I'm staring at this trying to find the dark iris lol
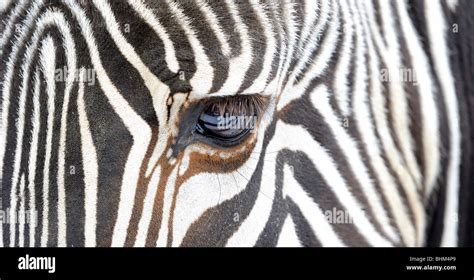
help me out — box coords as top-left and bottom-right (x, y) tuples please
(195, 104), (255, 143)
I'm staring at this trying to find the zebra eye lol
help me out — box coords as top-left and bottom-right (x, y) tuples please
(195, 106), (253, 142)
(194, 95), (266, 147)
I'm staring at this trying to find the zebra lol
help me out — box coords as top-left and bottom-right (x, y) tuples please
(0, 0), (473, 247)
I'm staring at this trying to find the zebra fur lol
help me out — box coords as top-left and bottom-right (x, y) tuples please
(0, 0), (472, 247)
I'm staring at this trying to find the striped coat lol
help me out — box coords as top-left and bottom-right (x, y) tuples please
(0, 0), (473, 247)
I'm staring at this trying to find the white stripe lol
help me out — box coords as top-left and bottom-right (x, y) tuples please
(73, 0), (153, 246)
(28, 71), (41, 247)
(425, 0), (462, 246)
(156, 167), (178, 247)
(283, 165), (345, 247)
(0, 0), (12, 11)
(0, 0), (29, 50)
(225, 114), (282, 247)
(274, 0), (302, 108)
(195, 0), (232, 57)
(8, 9), (61, 249)
(90, 0), (175, 206)
(77, 68), (99, 247)
(293, 1), (340, 97)
(172, 157), (258, 247)
(55, 12), (78, 248)
(15, 9), (76, 248)
(134, 166), (161, 247)
(333, 0), (354, 116)
(363, 0), (426, 245)
(242, 0), (277, 94)
(165, 0), (214, 95)
(350, 0), (403, 242)
(40, 35), (57, 247)
(290, 0), (331, 83)
(298, 0), (320, 51)
(8, 25), (45, 248)
(396, 0), (440, 199)
(378, 0), (423, 189)
(215, 0), (253, 95)
(286, 122), (391, 246)
(0, 1), (44, 207)
(1, 5), (61, 248)
(18, 174), (25, 247)
(446, 0), (459, 11)
(9, 175), (18, 246)
(127, 0), (180, 73)
(276, 215), (302, 247)
(311, 85), (398, 242)
(279, 0), (337, 111)
(361, 0), (389, 58)
(228, 120), (391, 247)
(355, 3), (417, 246)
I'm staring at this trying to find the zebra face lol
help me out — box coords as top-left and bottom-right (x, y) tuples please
(95, 1), (287, 246)
(2, 0), (296, 247)
(1, 0), (468, 247)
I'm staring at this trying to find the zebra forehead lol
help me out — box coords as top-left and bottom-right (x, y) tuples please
(76, 0), (282, 96)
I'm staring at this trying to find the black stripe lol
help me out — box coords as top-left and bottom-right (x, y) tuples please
(64, 82), (85, 247)
(234, 0), (267, 93)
